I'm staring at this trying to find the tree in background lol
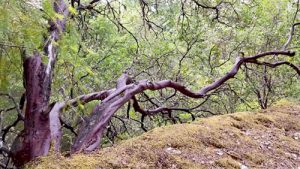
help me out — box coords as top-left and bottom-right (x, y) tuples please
(0, 0), (300, 167)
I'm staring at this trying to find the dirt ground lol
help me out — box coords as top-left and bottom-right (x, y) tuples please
(29, 101), (300, 169)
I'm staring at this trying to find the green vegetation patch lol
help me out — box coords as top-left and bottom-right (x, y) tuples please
(28, 102), (300, 168)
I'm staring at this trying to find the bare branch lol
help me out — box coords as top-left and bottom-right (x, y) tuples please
(2, 117), (22, 142)
(282, 22), (300, 50)
(60, 118), (77, 136)
(247, 61), (300, 76)
(73, 50), (296, 153)
(0, 93), (24, 120)
(67, 90), (113, 107)
(282, 0), (300, 50)
(0, 107), (16, 113)
(191, 0), (226, 24)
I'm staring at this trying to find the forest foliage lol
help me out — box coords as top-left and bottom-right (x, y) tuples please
(0, 0), (300, 167)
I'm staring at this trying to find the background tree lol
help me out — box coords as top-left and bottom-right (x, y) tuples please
(0, 0), (300, 167)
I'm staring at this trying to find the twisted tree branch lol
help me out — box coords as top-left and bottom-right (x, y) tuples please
(71, 50), (297, 153)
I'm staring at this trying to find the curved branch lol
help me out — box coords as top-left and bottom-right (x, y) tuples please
(282, 0), (300, 50)
(68, 50), (295, 115)
(67, 90), (113, 108)
(0, 93), (24, 120)
(191, 0), (225, 24)
(132, 95), (209, 120)
(247, 61), (300, 76)
(60, 118), (77, 136)
(282, 22), (300, 50)
(2, 117), (22, 142)
(72, 50), (296, 153)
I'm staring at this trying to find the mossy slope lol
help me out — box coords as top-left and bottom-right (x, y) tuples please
(28, 102), (300, 168)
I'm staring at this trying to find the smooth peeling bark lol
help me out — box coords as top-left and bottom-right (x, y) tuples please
(11, 54), (52, 167)
(11, 0), (68, 167)
(71, 50), (297, 153)
(71, 96), (122, 153)
(71, 74), (132, 153)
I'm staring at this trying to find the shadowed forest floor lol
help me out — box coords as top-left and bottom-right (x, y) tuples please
(28, 101), (300, 169)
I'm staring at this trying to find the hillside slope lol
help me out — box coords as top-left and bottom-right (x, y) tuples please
(29, 101), (300, 169)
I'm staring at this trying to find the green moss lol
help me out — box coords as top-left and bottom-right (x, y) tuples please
(27, 101), (300, 169)
(244, 152), (265, 165)
(215, 157), (241, 169)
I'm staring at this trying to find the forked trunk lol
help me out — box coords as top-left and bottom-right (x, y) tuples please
(10, 0), (68, 167)
(11, 54), (52, 167)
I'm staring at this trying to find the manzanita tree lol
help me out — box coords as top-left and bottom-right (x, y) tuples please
(9, 0), (69, 166)
(0, 0), (300, 167)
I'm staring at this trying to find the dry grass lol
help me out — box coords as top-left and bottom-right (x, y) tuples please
(27, 101), (300, 169)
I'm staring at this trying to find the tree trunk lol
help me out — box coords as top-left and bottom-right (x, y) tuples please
(10, 0), (68, 167)
(71, 74), (132, 153)
(6, 0), (298, 166)
(11, 54), (52, 167)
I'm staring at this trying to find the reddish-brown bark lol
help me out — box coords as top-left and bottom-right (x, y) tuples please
(11, 54), (52, 167)
(70, 51), (297, 153)
(10, 0), (68, 167)
(7, 0), (300, 167)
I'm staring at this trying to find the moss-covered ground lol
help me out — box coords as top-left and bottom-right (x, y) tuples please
(28, 101), (300, 168)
